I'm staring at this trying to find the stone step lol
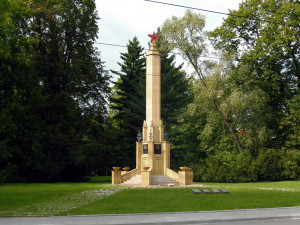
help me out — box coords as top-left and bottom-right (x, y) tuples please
(151, 175), (179, 186)
(121, 175), (141, 185)
(151, 177), (176, 181)
(121, 174), (179, 186)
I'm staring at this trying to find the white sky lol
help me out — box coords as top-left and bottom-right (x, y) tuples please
(95, 0), (243, 80)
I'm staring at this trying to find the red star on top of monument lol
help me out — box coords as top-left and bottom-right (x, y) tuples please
(148, 32), (159, 42)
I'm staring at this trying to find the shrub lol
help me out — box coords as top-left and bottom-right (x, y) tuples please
(256, 148), (283, 181)
(193, 148), (299, 183)
(281, 149), (300, 180)
(194, 151), (252, 183)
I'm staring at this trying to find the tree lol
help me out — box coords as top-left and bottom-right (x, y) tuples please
(280, 92), (300, 150)
(0, 0), (45, 182)
(157, 29), (193, 130)
(0, 0), (110, 182)
(32, 0), (110, 181)
(210, 0), (300, 148)
(156, 29), (194, 168)
(160, 3), (299, 181)
(191, 55), (270, 155)
(109, 37), (146, 168)
(161, 10), (245, 153)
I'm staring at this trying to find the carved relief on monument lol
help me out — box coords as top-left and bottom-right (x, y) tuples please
(143, 144), (148, 154)
(154, 144), (161, 154)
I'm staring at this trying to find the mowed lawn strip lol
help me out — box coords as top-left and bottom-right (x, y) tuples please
(0, 177), (115, 216)
(0, 179), (299, 216)
(62, 182), (300, 215)
(0, 176), (112, 210)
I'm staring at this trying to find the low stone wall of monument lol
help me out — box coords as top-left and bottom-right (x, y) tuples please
(121, 168), (137, 183)
(112, 167), (137, 185)
(166, 168), (179, 182)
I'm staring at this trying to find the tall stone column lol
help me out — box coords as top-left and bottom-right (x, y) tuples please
(146, 38), (161, 142)
(137, 32), (170, 177)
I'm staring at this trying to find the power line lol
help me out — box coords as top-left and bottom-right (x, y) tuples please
(95, 42), (221, 60)
(144, 0), (232, 17)
(95, 42), (126, 48)
(170, 52), (221, 60)
(95, 2), (295, 59)
(144, 0), (289, 26)
(112, 71), (231, 83)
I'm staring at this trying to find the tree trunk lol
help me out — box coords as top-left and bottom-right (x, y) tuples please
(291, 46), (300, 90)
(212, 99), (243, 153)
(193, 65), (244, 153)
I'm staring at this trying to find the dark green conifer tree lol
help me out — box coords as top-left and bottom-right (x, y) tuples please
(157, 30), (193, 169)
(110, 37), (146, 168)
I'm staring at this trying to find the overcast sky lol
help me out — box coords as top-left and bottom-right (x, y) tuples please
(94, 0), (243, 80)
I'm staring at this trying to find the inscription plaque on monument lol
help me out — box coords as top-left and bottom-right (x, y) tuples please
(143, 144), (148, 154)
(154, 144), (161, 154)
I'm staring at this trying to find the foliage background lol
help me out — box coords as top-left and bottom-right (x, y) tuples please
(0, 0), (299, 183)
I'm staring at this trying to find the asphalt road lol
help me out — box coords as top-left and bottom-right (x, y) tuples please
(0, 207), (299, 225)
(185, 218), (300, 225)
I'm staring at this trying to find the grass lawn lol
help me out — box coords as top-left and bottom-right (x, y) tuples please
(0, 178), (299, 217)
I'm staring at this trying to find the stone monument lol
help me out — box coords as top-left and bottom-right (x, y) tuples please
(112, 32), (193, 186)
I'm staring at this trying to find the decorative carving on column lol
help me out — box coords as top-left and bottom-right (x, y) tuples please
(143, 120), (147, 141)
(164, 130), (169, 141)
(137, 130), (142, 142)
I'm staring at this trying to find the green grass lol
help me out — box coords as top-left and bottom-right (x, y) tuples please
(0, 178), (115, 216)
(88, 176), (112, 183)
(0, 178), (299, 217)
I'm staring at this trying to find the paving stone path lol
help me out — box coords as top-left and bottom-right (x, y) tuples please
(0, 189), (121, 217)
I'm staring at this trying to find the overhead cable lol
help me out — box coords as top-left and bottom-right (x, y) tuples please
(95, 42), (127, 48)
(145, 0), (232, 17)
(144, 0), (291, 26)
(95, 42), (221, 60)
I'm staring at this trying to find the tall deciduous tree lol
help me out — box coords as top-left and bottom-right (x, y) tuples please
(33, 0), (110, 181)
(156, 29), (193, 168)
(0, 0), (45, 182)
(280, 92), (300, 150)
(157, 29), (193, 130)
(210, 0), (300, 148)
(190, 53), (270, 155)
(0, 0), (110, 182)
(161, 10), (244, 153)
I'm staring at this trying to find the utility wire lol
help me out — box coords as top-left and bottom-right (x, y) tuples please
(112, 72), (229, 83)
(145, 0), (232, 17)
(95, 42), (221, 60)
(95, 42), (126, 48)
(95, 1), (295, 58)
(144, 0), (291, 26)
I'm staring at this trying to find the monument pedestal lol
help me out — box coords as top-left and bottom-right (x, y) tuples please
(179, 170), (193, 186)
(141, 170), (151, 186)
(136, 120), (170, 176)
(112, 170), (121, 185)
